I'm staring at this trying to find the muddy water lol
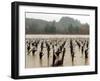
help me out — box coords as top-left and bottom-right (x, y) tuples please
(25, 35), (89, 68)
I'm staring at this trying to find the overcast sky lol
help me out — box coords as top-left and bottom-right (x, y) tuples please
(26, 12), (90, 24)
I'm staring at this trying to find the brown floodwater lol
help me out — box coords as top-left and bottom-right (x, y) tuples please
(25, 35), (89, 68)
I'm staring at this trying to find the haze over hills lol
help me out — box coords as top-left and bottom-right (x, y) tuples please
(25, 16), (89, 35)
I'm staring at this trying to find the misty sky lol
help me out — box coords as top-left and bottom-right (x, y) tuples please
(26, 12), (90, 24)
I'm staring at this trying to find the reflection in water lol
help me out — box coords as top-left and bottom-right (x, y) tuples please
(85, 58), (88, 65)
(72, 57), (74, 66)
(25, 37), (89, 68)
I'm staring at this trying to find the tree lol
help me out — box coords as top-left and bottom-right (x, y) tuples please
(50, 20), (56, 34)
(44, 23), (50, 34)
(79, 23), (89, 35)
(44, 21), (56, 34)
(68, 24), (74, 34)
(74, 26), (79, 34)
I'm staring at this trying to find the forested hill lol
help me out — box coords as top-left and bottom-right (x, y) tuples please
(25, 17), (89, 35)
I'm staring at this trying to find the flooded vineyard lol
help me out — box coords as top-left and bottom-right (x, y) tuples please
(25, 35), (89, 68)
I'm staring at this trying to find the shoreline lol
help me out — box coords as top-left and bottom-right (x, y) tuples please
(26, 34), (89, 38)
